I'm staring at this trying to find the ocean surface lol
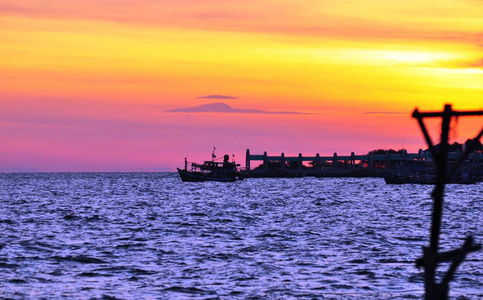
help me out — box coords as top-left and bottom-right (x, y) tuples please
(0, 173), (481, 299)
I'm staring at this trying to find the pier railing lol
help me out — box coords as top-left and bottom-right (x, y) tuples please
(243, 148), (483, 177)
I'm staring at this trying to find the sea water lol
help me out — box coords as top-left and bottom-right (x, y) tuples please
(0, 173), (481, 299)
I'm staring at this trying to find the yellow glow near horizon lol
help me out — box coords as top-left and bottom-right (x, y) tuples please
(1, 1), (482, 171)
(363, 50), (456, 64)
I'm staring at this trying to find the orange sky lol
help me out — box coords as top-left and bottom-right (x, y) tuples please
(1, 0), (482, 171)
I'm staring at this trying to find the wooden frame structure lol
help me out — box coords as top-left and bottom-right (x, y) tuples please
(413, 104), (482, 300)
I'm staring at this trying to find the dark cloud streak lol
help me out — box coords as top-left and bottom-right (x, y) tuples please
(197, 95), (239, 100)
(165, 102), (311, 115)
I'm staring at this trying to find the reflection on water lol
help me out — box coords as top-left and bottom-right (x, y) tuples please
(0, 173), (481, 299)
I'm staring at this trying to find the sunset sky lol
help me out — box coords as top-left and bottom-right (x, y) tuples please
(1, 0), (482, 171)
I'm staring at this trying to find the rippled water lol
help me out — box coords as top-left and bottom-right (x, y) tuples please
(0, 173), (481, 299)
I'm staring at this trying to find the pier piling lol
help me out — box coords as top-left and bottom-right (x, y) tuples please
(243, 148), (483, 178)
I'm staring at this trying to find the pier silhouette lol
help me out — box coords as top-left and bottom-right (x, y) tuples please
(243, 148), (483, 179)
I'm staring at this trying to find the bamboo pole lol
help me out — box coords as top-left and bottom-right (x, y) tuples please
(413, 104), (482, 300)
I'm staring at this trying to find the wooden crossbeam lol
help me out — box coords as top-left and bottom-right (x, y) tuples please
(413, 104), (482, 300)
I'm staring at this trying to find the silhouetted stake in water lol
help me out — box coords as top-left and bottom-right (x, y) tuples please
(413, 104), (482, 300)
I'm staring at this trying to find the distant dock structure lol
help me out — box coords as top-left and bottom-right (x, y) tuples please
(243, 149), (483, 178)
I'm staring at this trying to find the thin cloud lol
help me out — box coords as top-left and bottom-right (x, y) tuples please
(165, 102), (311, 115)
(197, 95), (239, 100)
(0, 3), (35, 13)
(361, 111), (407, 115)
(441, 58), (483, 69)
(2, 1), (482, 49)
(464, 58), (483, 68)
(416, 57), (483, 69)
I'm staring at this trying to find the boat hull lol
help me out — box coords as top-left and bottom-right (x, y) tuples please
(177, 168), (240, 182)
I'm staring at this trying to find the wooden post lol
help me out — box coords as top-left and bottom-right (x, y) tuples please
(245, 149), (251, 171)
(350, 152), (355, 169)
(333, 152), (338, 169)
(281, 153), (285, 169)
(385, 150), (391, 171)
(413, 105), (482, 300)
(298, 153), (303, 171)
(263, 151), (268, 171)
